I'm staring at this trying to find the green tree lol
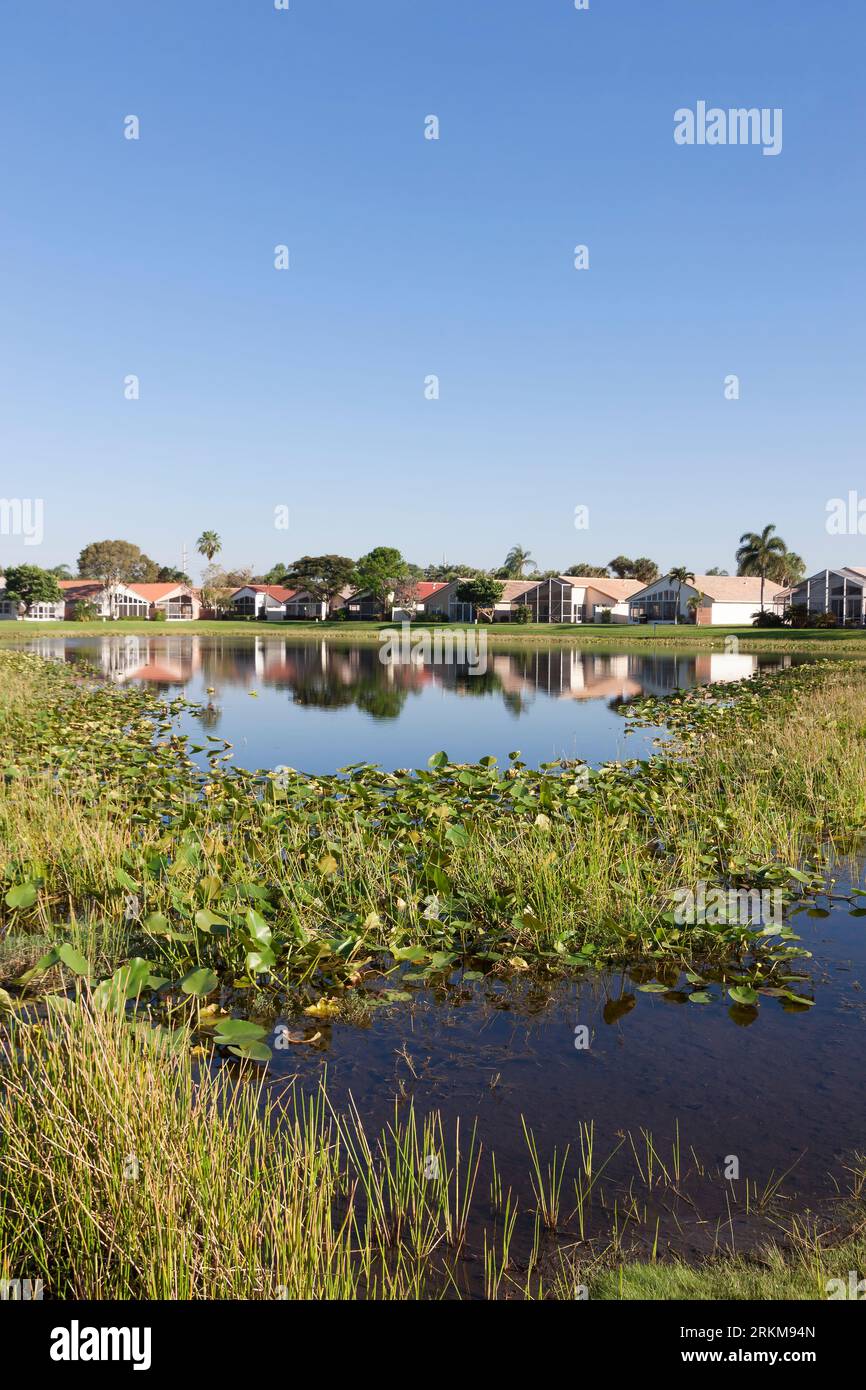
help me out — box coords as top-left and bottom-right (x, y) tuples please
(502, 545), (535, 578)
(632, 557), (659, 584)
(686, 591), (705, 622)
(284, 555), (357, 606)
(3, 564), (62, 611)
(564, 563), (610, 578)
(354, 547), (408, 612)
(667, 566), (695, 625)
(705, 566), (729, 576)
(456, 576), (505, 622)
(736, 525), (787, 612)
(769, 549), (805, 588)
(77, 540), (160, 586)
(196, 531), (222, 565)
(608, 555), (634, 578)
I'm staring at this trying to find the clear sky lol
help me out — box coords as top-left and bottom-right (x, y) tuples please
(1, 0), (863, 579)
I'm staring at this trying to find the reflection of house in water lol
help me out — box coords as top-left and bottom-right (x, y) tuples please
(102, 637), (202, 686)
(490, 651), (643, 703)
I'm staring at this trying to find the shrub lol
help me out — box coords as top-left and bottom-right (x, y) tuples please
(514, 605), (531, 625)
(71, 601), (99, 622)
(752, 610), (785, 628)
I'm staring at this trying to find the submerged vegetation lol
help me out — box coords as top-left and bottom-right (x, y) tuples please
(3, 650), (866, 1299)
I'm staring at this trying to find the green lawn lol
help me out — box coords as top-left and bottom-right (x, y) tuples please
(3, 616), (866, 651)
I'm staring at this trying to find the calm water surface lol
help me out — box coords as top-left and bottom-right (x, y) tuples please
(25, 633), (794, 772)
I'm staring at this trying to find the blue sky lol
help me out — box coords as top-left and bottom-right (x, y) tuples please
(1, 0), (863, 578)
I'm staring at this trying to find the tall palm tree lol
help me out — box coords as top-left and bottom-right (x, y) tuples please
(503, 544), (535, 578)
(197, 531), (222, 565)
(736, 524), (787, 612)
(667, 566), (695, 625)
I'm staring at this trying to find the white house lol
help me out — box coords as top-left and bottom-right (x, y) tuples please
(231, 585), (296, 620)
(230, 585), (329, 621)
(628, 574), (786, 626)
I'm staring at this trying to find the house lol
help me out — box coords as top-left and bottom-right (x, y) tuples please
(781, 568), (866, 625)
(343, 589), (388, 620)
(425, 576), (643, 623)
(425, 578), (537, 622)
(230, 585), (297, 620)
(628, 574), (786, 626)
(519, 576), (645, 623)
(54, 580), (201, 621)
(125, 583), (202, 621)
(284, 590), (330, 620)
(391, 581), (449, 621)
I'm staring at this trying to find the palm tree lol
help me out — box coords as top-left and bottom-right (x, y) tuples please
(502, 544), (535, 578)
(736, 525), (787, 612)
(667, 566), (695, 625)
(770, 549), (805, 588)
(686, 591), (705, 624)
(197, 531), (222, 565)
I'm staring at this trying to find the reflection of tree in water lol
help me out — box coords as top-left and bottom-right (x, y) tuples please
(354, 681), (410, 720)
(285, 675), (410, 720)
(286, 679), (356, 710)
(501, 689), (529, 718)
(448, 668), (501, 697)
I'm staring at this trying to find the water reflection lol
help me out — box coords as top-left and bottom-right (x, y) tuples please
(28, 635), (779, 704)
(24, 635), (794, 772)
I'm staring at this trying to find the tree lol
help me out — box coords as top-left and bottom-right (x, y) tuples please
(502, 545), (535, 578)
(77, 541), (160, 594)
(768, 550), (805, 588)
(48, 563), (73, 579)
(686, 591), (705, 623)
(425, 562), (483, 582)
(705, 567), (729, 576)
(283, 555), (357, 606)
(256, 563), (291, 585)
(157, 566), (192, 584)
(736, 524), (787, 612)
(3, 564), (61, 612)
(196, 531), (222, 565)
(631, 557), (659, 584)
(456, 576), (504, 622)
(608, 555), (634, 578)
(200, 564), (253, 613)
(354, 547), (408, 612)
(667, 567), (695, 625)
(564, 563), (610, 578)
(392, 578), (422, 613)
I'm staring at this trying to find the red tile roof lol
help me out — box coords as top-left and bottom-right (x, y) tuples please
(415, 582), (448, 600)
(234, 585), (297, 602)
(128, 583), (191, 601)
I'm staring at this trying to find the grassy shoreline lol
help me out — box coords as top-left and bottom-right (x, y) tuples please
(4, 616), (866, 653)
